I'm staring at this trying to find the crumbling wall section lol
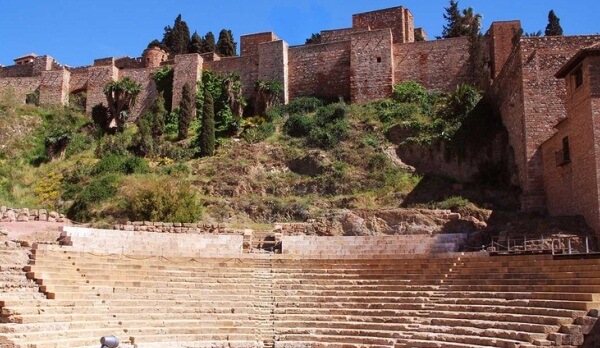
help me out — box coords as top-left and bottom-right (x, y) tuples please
(288, 41), (351, 101)
(350, 29), (394, 104)
(393, 37), (470, 93)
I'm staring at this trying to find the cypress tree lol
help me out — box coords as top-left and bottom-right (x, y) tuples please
(189, 32), (203, 54)
(162, 14), (191, 55)
(199, 89), (215, 157)
(545, 10), (564, 36)
(178, 83), (194, 140)
(216, 29), (236, 56)
(148, 93), (166, 139)
(202, 32), (216, 53)
(442, 0), (463, 38)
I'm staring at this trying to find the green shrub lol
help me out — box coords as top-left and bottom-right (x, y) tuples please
(95, 132), (132, 157)
(393, 81), (429, 104)
(67, 174), (119, 222)
(307, 119), (349, 149)
(91, 154), (148, 176)
(121, 179), (202, 223)
(284, 114), (314, 137)
(437, 196), (470, 211)
(283, 97), (324, 115)
(377, 102), (421, 125)
(314, 103), (346, 126)
(243, 122), (275, 144)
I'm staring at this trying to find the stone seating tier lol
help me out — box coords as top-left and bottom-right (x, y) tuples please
(1, 229), (599, 347)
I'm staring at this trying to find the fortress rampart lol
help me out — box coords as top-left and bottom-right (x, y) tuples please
(3, 6), (600, 222)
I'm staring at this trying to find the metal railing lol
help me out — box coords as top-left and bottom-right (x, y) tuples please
(489, 235), (599, 255)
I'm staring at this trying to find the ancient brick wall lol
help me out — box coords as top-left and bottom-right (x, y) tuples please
(0, 77), (40, 103)
(0, 64), (34, 78)
(350, 29), (394, 104)
(241, 32), (278, 57)
(68, 67), (90, 92)
(488, 45), (526, 199)
(543, 56), (600, 233)
(172, 54), (202, 111)
(393, 37), (470, 93)
(39, 68), (70, 106)
(85, 64), (118, 115)
(320, 28), (365, 44)
(204, 55), (258, 101)
(288, 41), (351, 101)
(352, 7), (413, 44)
(518, 36), (600, 210)
(488, 21), (522, 78)
(120, 67), (159, 120)
(259, 40), (289, 103)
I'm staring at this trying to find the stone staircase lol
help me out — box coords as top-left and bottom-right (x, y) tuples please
(1, 237), (599, 347)
(253, 257), (276, 348)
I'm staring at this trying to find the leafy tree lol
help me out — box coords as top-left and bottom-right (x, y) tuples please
(162, 14), (191, 55)
(545, 10), (563, 36)
(148, 39), (163, 48)
(147, 94), (166, 139)
(305, 33), (322, 45)
(202, 31), (216, 53)
(151, 66), (174, 111)
(189, 32), (203, 54)
(216, 29), (237, 56)
(103, 78), (142, 132)
(441, 1), (482, 39)
(178, 82), (194, 140)
(255, 79), (283, 116)
(199, 89), (215, 157)
(442, 0), (463, 38)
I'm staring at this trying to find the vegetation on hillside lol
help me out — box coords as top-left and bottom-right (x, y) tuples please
(0, 75), (516, 226)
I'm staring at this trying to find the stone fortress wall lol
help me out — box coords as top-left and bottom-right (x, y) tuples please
(2, 5), (600, 225)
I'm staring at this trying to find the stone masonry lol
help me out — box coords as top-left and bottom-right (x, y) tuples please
(2, 6), (600, 230)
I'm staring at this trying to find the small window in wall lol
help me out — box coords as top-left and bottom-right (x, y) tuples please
(376, 57), (382, 63)
(574, 66), (584, 89)
(556, 136), (571, 166)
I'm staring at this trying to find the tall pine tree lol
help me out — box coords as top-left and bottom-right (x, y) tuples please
(178, 83), (194, 140)
(545, 10), (564, 36)
(199, 89), (215, 157)
(162, 14), (191, 55)
(189, 32), (203, 54)
(202, 32), (216, 53)
(216, 29), (236, 56)
(442, 0), (463, 38)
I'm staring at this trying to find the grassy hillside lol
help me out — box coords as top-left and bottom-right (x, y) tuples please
(0, 82), (518, 227)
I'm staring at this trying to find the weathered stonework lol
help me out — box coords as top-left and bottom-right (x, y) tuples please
(543, 51), (600, 232)
(2, 6), (600, 230)
(350, 29), (394, 103)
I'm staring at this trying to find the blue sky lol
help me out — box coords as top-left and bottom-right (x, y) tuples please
(1, 1), (599, 67)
